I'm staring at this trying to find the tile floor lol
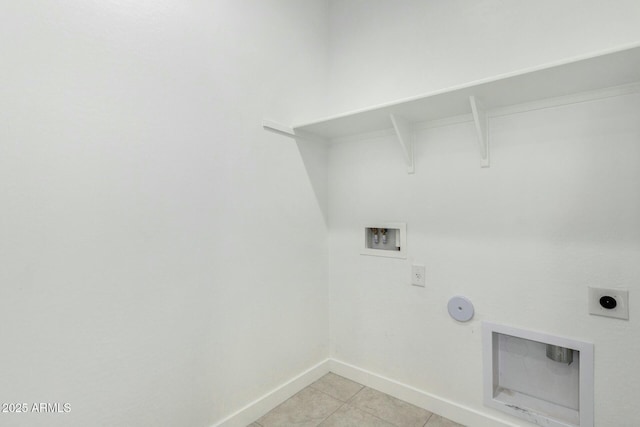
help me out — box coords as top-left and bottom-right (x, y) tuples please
(249, 372), (465, 427)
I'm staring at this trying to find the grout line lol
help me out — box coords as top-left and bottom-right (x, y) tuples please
(323, 398), (401, 427)
(347, 386), (435, 427)
(422, 412), (433, 427)
(300, 381), (354, 427)
(310, 379), (393, 427)
(359, 407), (402, 427)
(253, 383), (319, 425)
(308, 384), (350, 403)
(331, 360), (478, 427)
(255, 376), (459, 427)
(347, 387), (387, 421)
(316, 397), (347, 427)
(308, 372), (366, 404)
(317, 405), (344, 426)
(253, 374), (463, 427)
(345, 385), (367, 404)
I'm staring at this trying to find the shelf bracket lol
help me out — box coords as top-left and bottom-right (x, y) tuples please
(469, 96), (490, 168)
(263, 119), (329, 145)
(263, 119), (297, 139)
(390, 114), (415, 174)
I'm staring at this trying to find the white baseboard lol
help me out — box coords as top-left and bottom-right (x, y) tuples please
(211, 358), (522, 427)
(329, 359), (521, 427)
(211, 359), (331, 427)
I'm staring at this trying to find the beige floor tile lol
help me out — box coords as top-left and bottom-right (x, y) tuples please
(424, 414), (465, 427)
(310, 373), (364, 402)
(257, 387), (343, 427)
(349, 387), (432, 427)
(246, 423), (261, 427)
(319, 404), (395, 427)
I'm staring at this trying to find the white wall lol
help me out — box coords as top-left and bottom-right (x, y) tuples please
(327, 1), (640, 425)
(0, 1), (329, 426)
(4, 2), (640, 426)
(328, 0), (640, 113)
(329, 93), (640, 426)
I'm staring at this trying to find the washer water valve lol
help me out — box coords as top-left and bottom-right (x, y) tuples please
(371, 228), (379, 244)
(362, 223), (406, 259)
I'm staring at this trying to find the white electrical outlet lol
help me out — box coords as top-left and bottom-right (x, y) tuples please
(588, 287), (629, 320)
(411, 265), (425, 287)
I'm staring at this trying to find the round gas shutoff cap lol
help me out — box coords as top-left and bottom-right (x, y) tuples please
(447, 296), (474, 322)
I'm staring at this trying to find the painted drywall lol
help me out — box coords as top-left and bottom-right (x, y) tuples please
(328, 93), (640, 425)
(0, 1), (329, 426)
(328, 0), (640, 113)
(4, 2), (640, 426)
(327, 2), (640, 425)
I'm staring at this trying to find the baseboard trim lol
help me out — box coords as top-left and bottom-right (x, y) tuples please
(329, 359), (520, 427)
(211, 359), (331, 427)
(212, 357), (521, 427)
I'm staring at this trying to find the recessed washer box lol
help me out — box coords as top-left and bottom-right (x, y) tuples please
(483, 322), (594, 427)
(361, 223), (406, 259)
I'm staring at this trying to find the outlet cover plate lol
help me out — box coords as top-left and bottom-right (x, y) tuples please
(588, 287), (629, 320)
(411, 265), (425, 287)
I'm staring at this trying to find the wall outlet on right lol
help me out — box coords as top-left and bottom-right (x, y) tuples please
(411, 265), (425, 287)
(588, 287), (629, 320)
